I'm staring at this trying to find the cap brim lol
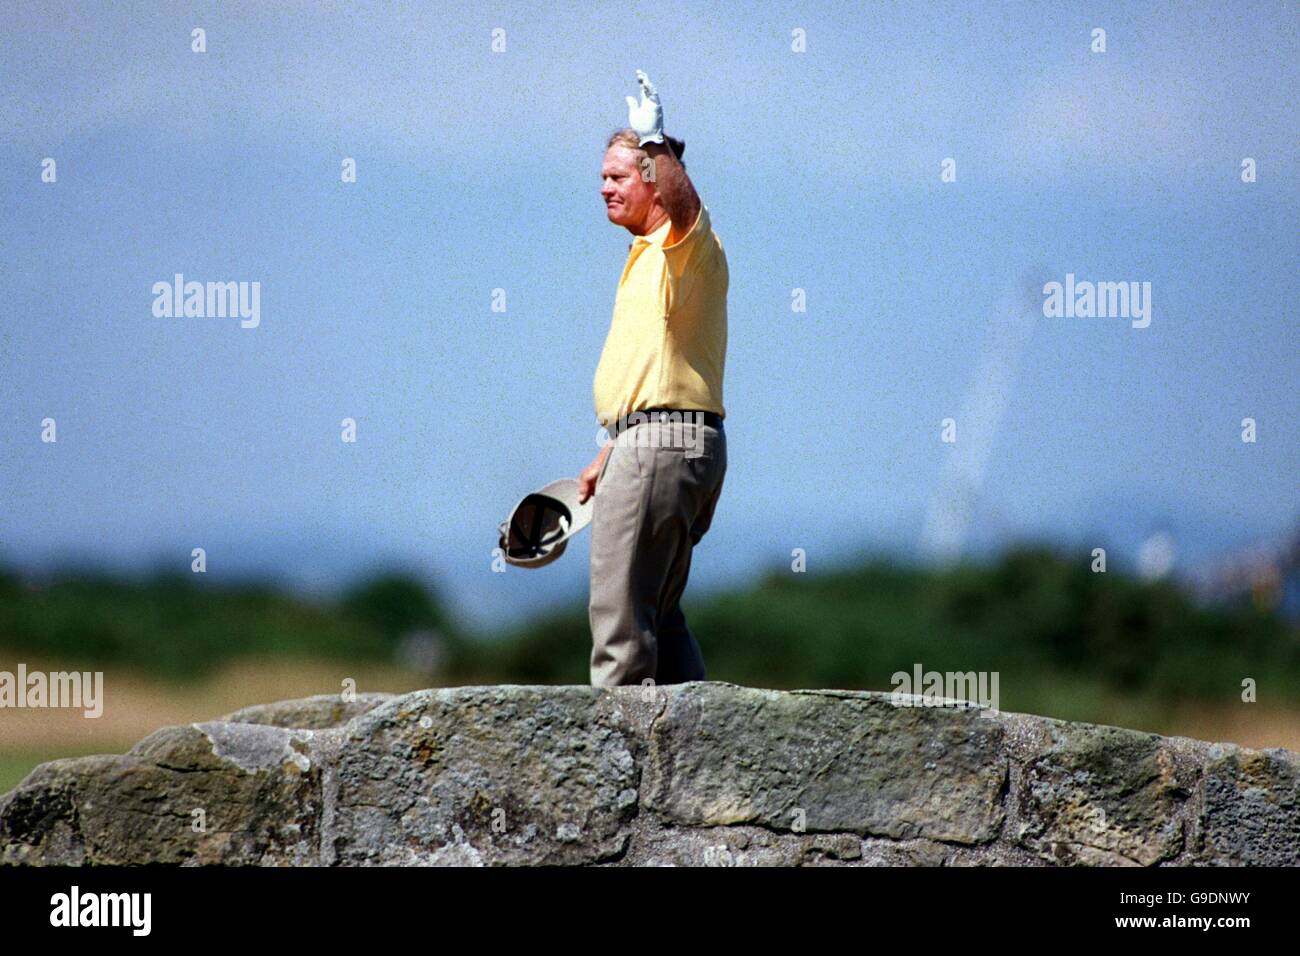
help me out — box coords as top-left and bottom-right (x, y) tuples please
(497, 478), (592, 569)
(532, 478), (593, 535)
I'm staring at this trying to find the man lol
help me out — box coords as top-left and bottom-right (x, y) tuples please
(576, 71), (729, 687)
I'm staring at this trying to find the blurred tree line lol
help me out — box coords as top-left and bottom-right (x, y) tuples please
(0, 568), (451, 679)
(1, 547), (1297, 707)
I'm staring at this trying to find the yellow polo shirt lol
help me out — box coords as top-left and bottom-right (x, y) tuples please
(593, 204), (728, 428)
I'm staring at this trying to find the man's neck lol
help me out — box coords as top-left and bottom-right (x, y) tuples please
(629, 207), (670, 238)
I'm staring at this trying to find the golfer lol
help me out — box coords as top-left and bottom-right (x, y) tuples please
(576, 71), (729, 687)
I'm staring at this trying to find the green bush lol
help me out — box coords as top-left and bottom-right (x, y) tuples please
(0, 569), (450, 680)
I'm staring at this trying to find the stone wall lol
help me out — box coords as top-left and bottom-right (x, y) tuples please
(2, 683), (1297, 865)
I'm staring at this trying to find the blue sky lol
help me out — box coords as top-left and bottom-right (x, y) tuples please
(1, 1), (1296, 632)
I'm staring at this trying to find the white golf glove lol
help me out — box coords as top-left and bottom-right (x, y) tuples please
(625, 69), (665, 146)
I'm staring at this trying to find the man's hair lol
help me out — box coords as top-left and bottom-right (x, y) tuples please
(605, 127), (686, 167)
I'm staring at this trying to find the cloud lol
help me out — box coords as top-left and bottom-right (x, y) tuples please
(997, 69), (1199, 169)
(989, 40), (1294, 180)
(0, 1), (755, 163)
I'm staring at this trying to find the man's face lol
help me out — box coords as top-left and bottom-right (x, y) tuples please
(601, 145), (658, 232)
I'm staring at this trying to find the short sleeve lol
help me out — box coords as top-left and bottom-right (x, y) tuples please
(661, 204), (711, 277)
(661, 205), (717, 316)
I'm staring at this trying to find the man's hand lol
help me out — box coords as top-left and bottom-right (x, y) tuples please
(625, 69), (665, 146)
(578, 445), (612, 504)
(624, 69), (700, 244)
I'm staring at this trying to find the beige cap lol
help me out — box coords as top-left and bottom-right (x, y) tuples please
(497, 478), (595, 568)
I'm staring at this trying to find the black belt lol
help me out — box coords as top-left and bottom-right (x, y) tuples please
(607, 408), (723, 439)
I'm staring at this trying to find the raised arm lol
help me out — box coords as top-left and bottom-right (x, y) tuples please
(644, 139), (700, 246)
(626, 70), (701, 245)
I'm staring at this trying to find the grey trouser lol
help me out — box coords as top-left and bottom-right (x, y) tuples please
(588, 416), (727, 687)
